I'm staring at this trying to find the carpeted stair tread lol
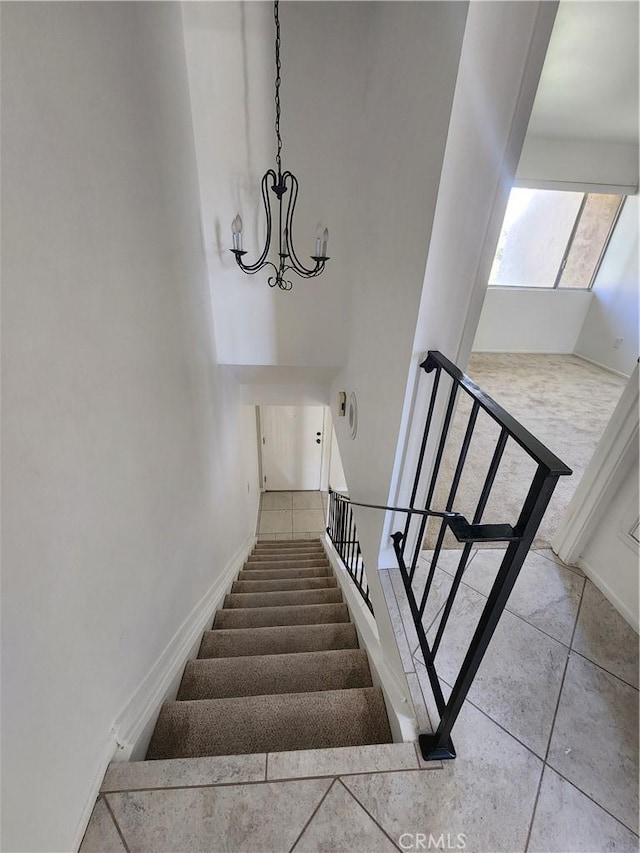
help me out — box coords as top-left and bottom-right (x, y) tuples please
(247, 552), (326, 563)
(246, 559), (329, 571)
(252, 542), (326, 556)
(213, 602), (349, 629)
(198, 623), (359, 658)
(146, 687), (391, 759)
(247, 558), (327, 567)
(255, 539), (322, 548)
(238, 567), (330, 581)
(250, 550), (326, 559)
(223, 588), (343, 609)
(177, 649), (372, 700)
(231, 577), (337, 593)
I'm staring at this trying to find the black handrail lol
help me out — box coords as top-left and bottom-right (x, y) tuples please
(330, 351), (572, 762)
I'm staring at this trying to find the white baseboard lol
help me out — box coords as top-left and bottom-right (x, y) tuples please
(73, 532), (255, 849)
(572, 352), (632, 379)
(471, 349), (574, 355)
(576, 557), (639, 633)
(73, 738), (122, 851)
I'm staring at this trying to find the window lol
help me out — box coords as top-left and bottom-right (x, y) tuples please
(489, 189), (624, 289)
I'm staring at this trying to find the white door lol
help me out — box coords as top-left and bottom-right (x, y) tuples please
(260, 406), (325, 491)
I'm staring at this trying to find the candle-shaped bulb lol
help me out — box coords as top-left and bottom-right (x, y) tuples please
(232, 214), (243, 250)
(321, 227), (329, 257)
(315, 222), (323, 256)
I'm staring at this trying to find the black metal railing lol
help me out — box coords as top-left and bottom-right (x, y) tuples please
(326, 490), (373, 613)
(330, 351), (572, 761)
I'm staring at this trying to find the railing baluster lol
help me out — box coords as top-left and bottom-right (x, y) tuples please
(418, 400), (480, 618)
(326, 492), (374, 615)
(422, 466), (559, 757)
(431, 427), (509, 656)
(409, 377), (459, 581)
(403, 364), (442, 549)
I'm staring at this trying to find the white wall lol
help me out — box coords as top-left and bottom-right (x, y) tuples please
(517, 136), (639, 194)
(226, 365), (338, 407)
(1, 5), (259, 851)
(384, 2), (557, 560)
(574, 197), (639, 376)
(182, 2), (368, 369)
(329, 426), (348, 493)
(330, 1), (469, 505)
(474, 288), (592, 353)
(579, 455), (639, 630)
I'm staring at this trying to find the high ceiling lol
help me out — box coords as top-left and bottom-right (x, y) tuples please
(527, 1), (639, 143)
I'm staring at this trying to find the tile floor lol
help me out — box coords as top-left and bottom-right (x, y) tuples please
(383, 547), (639, 850)
(257, 490), (328, 539)
(82, 545), (639, 852)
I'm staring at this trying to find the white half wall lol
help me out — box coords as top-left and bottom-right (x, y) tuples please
(553, 367), (639, 630)
(1, 5), (260, 851)
(574, 196), (639, 377)
(578, 455), (639, 631)
(473, 288), (593, 353)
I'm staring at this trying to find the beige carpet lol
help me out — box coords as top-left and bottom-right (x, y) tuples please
(146, 540), (392, 759)
(424, 354), (627, 550)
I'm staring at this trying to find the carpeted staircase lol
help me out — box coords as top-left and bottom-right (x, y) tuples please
(146, 539), (392, 759)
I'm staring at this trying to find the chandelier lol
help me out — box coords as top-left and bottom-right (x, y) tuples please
(230, 0), (329, 291)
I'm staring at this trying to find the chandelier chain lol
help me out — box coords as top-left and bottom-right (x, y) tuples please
(274, 0), (283, 178)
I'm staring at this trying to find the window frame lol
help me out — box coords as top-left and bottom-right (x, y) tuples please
(488, 190), (626, 292)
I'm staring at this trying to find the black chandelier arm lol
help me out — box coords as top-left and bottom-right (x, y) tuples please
(282, 260), (326, 280)
(268, 272), (293, 291)
(281, 171), (327, 277)
(232, 171), (277, 274)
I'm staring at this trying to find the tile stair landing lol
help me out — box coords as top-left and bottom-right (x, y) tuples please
(146, 539), (392, 759)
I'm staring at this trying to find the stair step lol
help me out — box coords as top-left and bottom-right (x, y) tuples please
(253, 540), (324, 554)
(255, 539), (322, 549)
(178, 649), (372, 700)
(252, 548), (324, 556)
(213, 603), (349, 630)
(247, 551), (326, 563)
(146, 687), (391, 759)
(232, 577), (337, 593)
(238, 567), (330, 581)
(199, 623), (359, 658)
(223, 588), (342, 609)
(246, 559), (329, 570)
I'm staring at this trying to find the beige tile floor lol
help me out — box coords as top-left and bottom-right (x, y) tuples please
(82, 545), (639, 852)
(257, 490), (328, 539)
(383, 547), (639, 849)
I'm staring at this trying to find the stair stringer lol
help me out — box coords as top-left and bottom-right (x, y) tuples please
(321, 534), (418, 743)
